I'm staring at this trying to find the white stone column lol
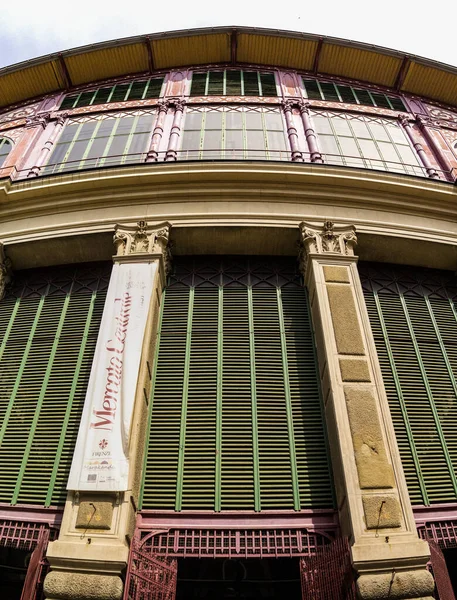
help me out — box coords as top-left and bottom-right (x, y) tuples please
(300, 221), (434, 600)
(44, 221), (172, 600)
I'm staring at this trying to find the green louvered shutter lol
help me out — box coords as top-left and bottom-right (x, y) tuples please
(141, 257), (334, 512)
(0, 263), (110, 506)
(360, 263), (457, 505)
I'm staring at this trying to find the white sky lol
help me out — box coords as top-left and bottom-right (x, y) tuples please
(0, 0), (456, 71)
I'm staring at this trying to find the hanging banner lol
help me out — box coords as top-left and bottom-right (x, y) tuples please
(67, 261), (156, 491)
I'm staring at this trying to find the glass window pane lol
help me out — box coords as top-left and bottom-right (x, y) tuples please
(205, 112), (223, 130)
(190, 73), (207, 96)
(106, 135), (129, 157)
(246, 129), (265, 152)
(303, 80), (322, 100)
(207, 72), (224, 95)
(184, 112), (203, 131)
(76, 91), (95, 108)
(66, 140), (88, 165)
(320, 82), (340, 102)
(358, 139), (382, 159)
(332, 118), (352, 136)
(264, 112), (283, 131)
(243, 72), (259, 96)
(387, 123), (408, 144)
(181, 130), (201, 152)
(97, 119), (117, 137)
(318, 136), (343, 164)
(77, 121), (98, 140)
(110, 84), (130, 102)
(135, 114), (154, 133)
(126, 133), (150, 159)
(115, 117), (136, 135)
(144, 78), (163, 99)
(338, 137), (361, 160)
(377, 141), (401, 167)
(367, 122), (390, 142)
(203, 129), (222, 151)
(259, 73), (277, 97)
(388, 96), (407, 112)
(60, 95), (78, 110)
(371, 93), (391, 109)
(226, 71), (242, 95)
(337, 86), (357, 104)
(350, 119), (371, 139)
(93, 87), (112, 105)
(245, 112), (263, 130)
(85, 137), (109, 161)
(225, 130), (243, 158)
(353, 89), (374, 106)
(396, 144), (420, 166)
(127, 81), (147, 101)
(313, 115), (333, 134)
(48, 143), (70, 167)
(226, 111), (243, 130)
(58, 123), (79, 143)
(267, 130), (287, 151)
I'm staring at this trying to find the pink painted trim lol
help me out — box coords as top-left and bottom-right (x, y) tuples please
(138, 508), (338, 531)
(0, 503), (63, 527)
(414, 503), (457, 527)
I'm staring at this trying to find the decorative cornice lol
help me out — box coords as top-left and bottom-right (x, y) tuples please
(0, 242), (12, 300)
(113, 220), (172, 273)
(25, 112), (51, 129)
(299, 220), (357, 275)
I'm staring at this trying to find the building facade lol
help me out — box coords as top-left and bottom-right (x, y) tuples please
(1, 26), (457, 599)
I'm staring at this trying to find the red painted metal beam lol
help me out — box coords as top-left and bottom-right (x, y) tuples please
(57, 54), (72, 89)
(395, 56), (411, 91)
(144, 37), (155, 73)
(313, 37), (324, 75)
(231, 30), (238, 65)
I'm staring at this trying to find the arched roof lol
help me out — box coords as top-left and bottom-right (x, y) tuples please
(0, 26), (456, 110)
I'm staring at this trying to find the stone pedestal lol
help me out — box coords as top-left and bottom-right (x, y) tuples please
(300, 221), (433, 600)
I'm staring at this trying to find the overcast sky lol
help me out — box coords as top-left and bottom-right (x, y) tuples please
(0, 0), (456, 71)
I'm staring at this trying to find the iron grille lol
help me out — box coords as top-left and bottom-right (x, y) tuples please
(138, 528), (333, 559)
(0, 519), (57, 550)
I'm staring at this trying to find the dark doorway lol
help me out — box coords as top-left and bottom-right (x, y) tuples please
(176, 557), (301, 599)
(0, 545), (30, 600)
(443, 547), (457, 595)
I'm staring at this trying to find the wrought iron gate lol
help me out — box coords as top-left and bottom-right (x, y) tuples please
(0, 519), (55, 600)
(418, 523), (457, 600)
(124, 538), (177, 600)
(300, 536), (357, 600)
(428, 539), (456, 600)
(124, 527), (349, 599)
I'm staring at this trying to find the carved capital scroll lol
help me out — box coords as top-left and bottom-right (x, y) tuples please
(0, 242), (13, 300)
(113, 221), (172, 273)
(298, 220), (357, 275)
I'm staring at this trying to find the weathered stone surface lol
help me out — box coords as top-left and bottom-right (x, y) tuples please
(344, 387), (395, 488)
(323, 265), (350, 283)
(357, 569), (434, 599)
(75, 499), (114, 530)
(327, 284), (365, 355)
(362, 495), (402, 529)
(339, 358), (371, 382)
(44, 572), (123, 600)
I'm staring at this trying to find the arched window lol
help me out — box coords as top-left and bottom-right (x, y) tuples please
(0, 138), (13, 168)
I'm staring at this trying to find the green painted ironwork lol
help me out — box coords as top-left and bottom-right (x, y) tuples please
(374, 291), (429, 504)
(175, 287), (194, 512)
(276, 287), (300, 511)
(139, 290), (166, 510)
(0, 294), (47, 447)
(45, 291), (97, 506)
(247, 285), (261, 512)
(399, 292), (457, 497)
(215, 286), (223, 512)
(12, 293), (71, 505)
(0, 298), (20, 363)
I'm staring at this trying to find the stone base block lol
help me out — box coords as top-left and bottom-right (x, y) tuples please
(44, 571), (123, 600)
(357, 569), (434, 599)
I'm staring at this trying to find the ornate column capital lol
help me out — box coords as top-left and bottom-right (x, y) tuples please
(113, 220), (172, 273)
(298, 220), (357, 276)
(169, 98), (186, 112)
(25, 112), (51, 129)
(157, 100), (170, 114)
(298, 101), (311, 115)
(281, 99), (296, 113)
(398, 114), (411, 129)
(55, 112), (69, 126)
(0, 242), (13, 300)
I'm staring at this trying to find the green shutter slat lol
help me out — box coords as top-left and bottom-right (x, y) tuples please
(12, 293), (71, 505)
(277, 287), (300, 510)
(141, 258), (334, 512)
(0, 264), (110, 506)
(248, 286), (261, 511)
(0, 297), (20, 362)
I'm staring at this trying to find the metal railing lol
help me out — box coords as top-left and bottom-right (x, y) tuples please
(2, 149), (456, 183)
